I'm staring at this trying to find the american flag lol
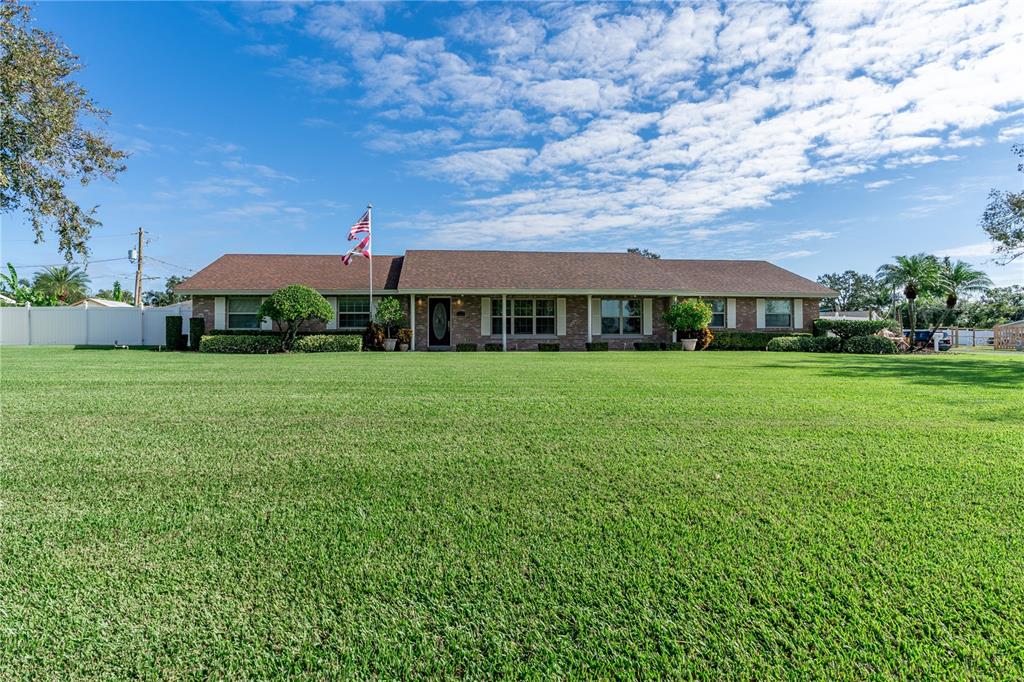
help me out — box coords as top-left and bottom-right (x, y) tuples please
(348, 210), (371, 241)
(342, 235), (370, 265)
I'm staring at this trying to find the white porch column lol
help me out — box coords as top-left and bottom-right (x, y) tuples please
(586, 294), (592, 344)
(409, 293), (416, 350)
(502, 294), (507, 351)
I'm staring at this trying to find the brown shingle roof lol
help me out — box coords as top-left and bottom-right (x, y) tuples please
(398, 250), (835, 296)
(176, 250), (836, 296)
(176, 254), (402, 293)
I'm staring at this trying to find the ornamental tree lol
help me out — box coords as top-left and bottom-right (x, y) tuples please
(259, 285), (333, 350)
(663, 299), (713, 339)
(373, 296), (406, 339)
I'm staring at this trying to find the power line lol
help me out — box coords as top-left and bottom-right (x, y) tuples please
(1, 231), (152, 243)
(9, 257), (125, 268)
(146, 256), (195, 272)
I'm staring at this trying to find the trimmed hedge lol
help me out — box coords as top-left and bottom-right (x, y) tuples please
(484, 343), (503, 352)
(206, 329), (356, 336)
(165, 316), (184, 350)
(707, 331), (807, 351)
(585, 342), (608, 351)
(844, 334), (897, 354)
(663, 342), (683, 351)
(199, 335), (279, 354)
(292, 335), (362, 353)
(813, 319), (894, 339)
(634, 342), (661, 351)
(767, 336), (842, 353)
(455, 343), (478, 352)
(538, 343), (560, 352)
(188, 317), (205, 351)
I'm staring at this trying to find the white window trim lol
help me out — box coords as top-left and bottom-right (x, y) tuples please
(600, 298), (642, 336)
(337, 295), (371, 331)
(226, 296), (262, 331)
(490, 297), (556, 337)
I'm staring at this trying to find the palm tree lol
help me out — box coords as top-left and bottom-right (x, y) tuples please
(876, 253), (940, 347)
(32, 265), (90, 303)
(922, 258), (993, 347)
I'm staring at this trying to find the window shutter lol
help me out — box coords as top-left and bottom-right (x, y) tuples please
(642, 298), (653, 335)
(481, 297), (491, 336)
(756, 298), (766, 328)
(556, 298), (567, 336)
(214, 296), (226, 330)
(325, 296), (338, 330)
(793, 299), (803, 330)
(592, 298), (602, 335)
(727, 298), (737, 328)
(261, 296), (273, 330)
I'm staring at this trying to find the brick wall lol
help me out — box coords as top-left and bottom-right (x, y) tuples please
(189, 294), (411, 335)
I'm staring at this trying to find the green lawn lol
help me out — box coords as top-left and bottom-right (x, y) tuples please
(2, 348), (1022, 678)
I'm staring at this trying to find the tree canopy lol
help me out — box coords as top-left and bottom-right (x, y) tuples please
(627, 248), (661, 259)
(31, 264), (89, 303)
(981, 145), (1024, 264)
(259, 285), (333, 350)
(816, 270), (882, 312)
(1, 0), (127, 261)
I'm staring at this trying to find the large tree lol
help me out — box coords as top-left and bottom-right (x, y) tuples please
(627, 248), (661, 259)
(981, 144), (1024, 264)
(958, 285), (1024, 328)
(876, 253), (941, 345)
(816, 270), (881, 312)
(920, 259), (992, 348)
(32, 264), (89, 303)
(142, 275), (188, 307)
(1, 1), (127, 261)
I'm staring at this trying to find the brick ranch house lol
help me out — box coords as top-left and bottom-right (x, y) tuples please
(177, 250), (836, 351)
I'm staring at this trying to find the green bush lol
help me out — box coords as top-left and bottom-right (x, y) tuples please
(165, 316), (184, 350)
(813, 319), (893, 339)
(708, 331), (806, 351)
(199, 335), (280, 354)
(207, 329), (354, 337)
(374, 297), (406, 338)
(843, 334), (897, 354)
(767, 335), (844, 352)
(767, 336), (806, 352)
(484, 343), (503, 352)
(663, 342), (682, 350)
(363, 323), (385, 351)
(188, 317), (205, 351)
(538, 343), (559, 352)
(663, 299), (713, 337)
(259, 285), (333, 350)
(585, 342), (608, 351)
(292, 335), (361, 353)
(455, 343), (477, 352)
(396, 328), (413, 345)
(634, 342), (661, 351)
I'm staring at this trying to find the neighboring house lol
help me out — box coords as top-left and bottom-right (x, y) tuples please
(69, 297), (135, 308)
(177, 250), (836, 351)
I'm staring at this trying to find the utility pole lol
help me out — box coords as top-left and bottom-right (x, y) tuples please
(133, 226), (144, 308)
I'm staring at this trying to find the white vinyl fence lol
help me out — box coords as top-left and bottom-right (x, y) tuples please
(0, 303), (191, 347)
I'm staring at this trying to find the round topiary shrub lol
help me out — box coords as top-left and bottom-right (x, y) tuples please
(766, 336), (805, 352)
(843, 334), (897, 354)
(259, 285), (333, 351)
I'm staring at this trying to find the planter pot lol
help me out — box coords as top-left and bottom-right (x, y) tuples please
(384, 338), (398, 352)
(398, 343), (409, 352)
(681, 338), (697, 351)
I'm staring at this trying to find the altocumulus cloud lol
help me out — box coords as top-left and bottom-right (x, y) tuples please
(247, 0), (1024, 246)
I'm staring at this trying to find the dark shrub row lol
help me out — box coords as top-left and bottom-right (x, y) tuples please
(585, 342), (609, 351)
(292, 335), (362, 353)
(189, 317), (205, 351)
(634, 342), (661, 351)
(767, 336), (842, 353)
(200, 334), (360, 353)
(165, 316), (185, 350)
(484, 343), (503, 352)
(538, 343), (560, 352)
(456, 343), (477, 352)
(812, 319), (896, 339)
(843, 335), (897, 354)
(206, 328), (355, 336)
(707, 331), (806, 351)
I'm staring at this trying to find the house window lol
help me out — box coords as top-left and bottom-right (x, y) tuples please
(227, 297), (261, 329)
(765, 299), (793, 327)
(601, 299), (641, 335)
(491, 298), (556, 335)
(338, 296), (371, 330)
(707, 298), (726, 328)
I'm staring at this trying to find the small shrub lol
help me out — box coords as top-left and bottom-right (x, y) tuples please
(634, 342), (661, 351)
(165, 316), (184, 350)
(188, 317), (205, 351)
(199, 334), (280, 354)
(538, 342), (559, 352)
(813, 319), (893, 339)
(484, 343), (503, 352)
(664, 342), (682, 350)
(362, 323), (385, 351)
(663, 299), (713, 338)
(396, 327), (413, 345)
(695, 327), (714, 350)
(585, 342), (608, 351)
(767, 336), (805, 352)
(844, 334), (897, 354)
(374, 297), (406, 339)
(259, 285), (333, 350)
(292, 335), (362, 353)
(456, 343), (478, 352)
(805, 335), (842, 353)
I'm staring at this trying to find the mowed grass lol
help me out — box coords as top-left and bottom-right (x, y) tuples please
(1, 347), (1022, 678)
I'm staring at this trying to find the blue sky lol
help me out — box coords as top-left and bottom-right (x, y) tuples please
(2, 1), (1023, 292)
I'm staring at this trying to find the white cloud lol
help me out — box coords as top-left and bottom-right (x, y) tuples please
(864, 179), (894, 190)
(275, 56), (348, 91)
(998, 123), (1024, 143)
(222, 160), (298, 183)
(770, 249), (817, 260)
(416, 147), (536, 183)
(785, 230), (835, 241)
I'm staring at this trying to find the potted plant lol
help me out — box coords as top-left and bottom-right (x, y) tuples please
(396, 327), (412, 351)
(663, 299), (713, 351)
(374, 296), (406, 351)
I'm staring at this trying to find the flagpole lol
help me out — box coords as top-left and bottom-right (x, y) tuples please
(367, 203), (373, 319)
